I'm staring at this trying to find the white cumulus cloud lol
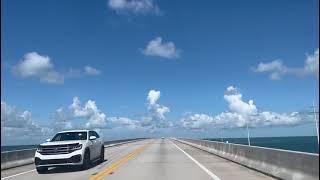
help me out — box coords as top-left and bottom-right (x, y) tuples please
(54, 97), (141, 130)
(1, 101), (53, 145)
(108, 0), (161, 15)
(181, 86), (312, 130)
(142, 37), (180, 59)
(180, 113), (214, 130)
(68, 97), (108, 129)
(13, 52), (64, 84)
(147, 90), (160, 105)
(53, 108), (73, 131)
(147, 90), (170, 121)
(1, 101), (33, 128)
(145, 89), (171, 128)
(223, 86), (257, 116)
(12, 52), (101, 84)
(216, 86), (312, 128)
(214, 112), (246, 128)
(84, 66), (101, 76)
(253, 48), (319, 80)
(108, 117), (140, 129)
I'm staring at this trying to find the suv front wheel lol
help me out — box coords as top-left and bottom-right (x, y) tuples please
(81, 149), (91, 170)
(99, 146), (104, 163)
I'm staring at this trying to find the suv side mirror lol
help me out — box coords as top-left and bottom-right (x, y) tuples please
(89, 136), (97, 140)
(46, 139), (51, 142)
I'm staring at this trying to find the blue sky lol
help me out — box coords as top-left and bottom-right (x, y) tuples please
(1, 0), (319, 145)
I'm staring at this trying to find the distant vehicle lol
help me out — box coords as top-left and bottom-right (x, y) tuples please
(161, 137), (164, 139)
(34, 130), (104, 173)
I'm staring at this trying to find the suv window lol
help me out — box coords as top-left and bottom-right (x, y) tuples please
(51, 132), (87, 141)
(89, 131), (94, 138)
(89, 131), (100, 138)
(93, 131), (100, 138)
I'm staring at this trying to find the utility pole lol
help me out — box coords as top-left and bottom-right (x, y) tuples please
(220, 128), (224, 142)
(313, 101), (319, 145)
(314, 71), (319, 145)
(246, 121), (251, 146)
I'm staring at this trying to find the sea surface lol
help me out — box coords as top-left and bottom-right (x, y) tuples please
(1, 136), (318, 153)
(204, 136), (319, 153)
(1, 145), (38, 152)
(1, 138), (147, 152)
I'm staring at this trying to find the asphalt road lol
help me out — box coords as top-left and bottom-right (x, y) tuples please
(1, 139), (275, 180)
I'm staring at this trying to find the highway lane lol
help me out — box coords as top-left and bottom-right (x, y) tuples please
(92, 139), (275, 180)
(172, 140), (274, 180)
(1, 140), (151, 180)
(1, 139), (275, 180)
(97, 138), (215, 180)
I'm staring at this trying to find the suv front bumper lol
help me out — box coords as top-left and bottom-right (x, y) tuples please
(34, 150), (84, 167)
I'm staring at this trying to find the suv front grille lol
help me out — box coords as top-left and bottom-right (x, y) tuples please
(35, 155), (81, 165)
(39, 143), (79, 155)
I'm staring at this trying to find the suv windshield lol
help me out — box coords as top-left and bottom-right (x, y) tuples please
(51, 132), (87, 141)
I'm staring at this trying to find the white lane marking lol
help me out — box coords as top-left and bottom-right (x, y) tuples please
(171, 141), (221, 180)
(1, 169), (36, 180)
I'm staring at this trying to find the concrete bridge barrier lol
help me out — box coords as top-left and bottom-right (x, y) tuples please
(173, 138), (319, 180)
(1, 149), (37, 170)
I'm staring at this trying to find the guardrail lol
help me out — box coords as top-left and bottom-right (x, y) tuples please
(1, 148), (37, 170)
(1, 138), (147, 170)
(173, 138), (319, 180)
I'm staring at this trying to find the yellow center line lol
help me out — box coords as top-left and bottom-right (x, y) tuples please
(90, 140), (153, 180)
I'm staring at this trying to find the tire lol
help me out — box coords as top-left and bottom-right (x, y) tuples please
(99, 146), (105, 163)
(81, 149), (91, 170)
(36, 166), (47, 174)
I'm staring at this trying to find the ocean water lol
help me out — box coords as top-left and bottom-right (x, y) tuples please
(1, 138), (148, 152)
(204, 136), (319, 153)
(1, 145), (38, 152)
(1, 136), (319, 153)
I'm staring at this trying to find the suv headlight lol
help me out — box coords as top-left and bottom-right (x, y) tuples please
(70, 144), (82, 151)
(36, 146), (43, 152)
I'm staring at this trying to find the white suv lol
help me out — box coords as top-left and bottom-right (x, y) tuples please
(34, 130), (104, 173)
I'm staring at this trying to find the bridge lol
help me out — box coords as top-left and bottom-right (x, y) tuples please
(1, 138), (319, 180)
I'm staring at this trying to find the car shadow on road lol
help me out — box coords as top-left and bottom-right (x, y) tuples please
(42, 159), (108, 174)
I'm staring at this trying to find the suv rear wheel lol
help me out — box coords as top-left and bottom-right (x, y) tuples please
(36, 167), (47, 174)
(81, 149), (91, 170)
(99, 146), (104, 163)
